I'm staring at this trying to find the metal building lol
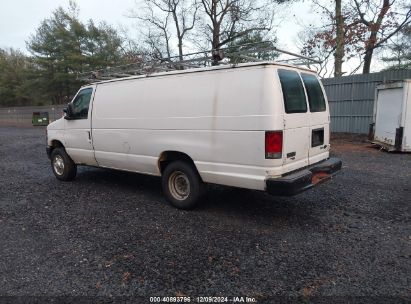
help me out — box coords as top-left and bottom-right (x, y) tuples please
(322, 69), (411, 134)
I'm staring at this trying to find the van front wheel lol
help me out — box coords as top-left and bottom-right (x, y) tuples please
(50, 147), (77, 181)
(162, 161), (204, 209)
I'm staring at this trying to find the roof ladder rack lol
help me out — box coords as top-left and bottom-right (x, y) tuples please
(77, 41), (322, 82)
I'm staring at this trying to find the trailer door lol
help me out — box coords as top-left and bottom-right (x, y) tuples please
(374, 87), (404, 146)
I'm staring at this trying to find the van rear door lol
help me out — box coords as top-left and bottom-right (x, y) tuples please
(300, 73), (330, 164)
(277, 69), (310, 171)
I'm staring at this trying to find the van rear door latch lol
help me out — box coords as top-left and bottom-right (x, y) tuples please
(287, 151), (296, 159)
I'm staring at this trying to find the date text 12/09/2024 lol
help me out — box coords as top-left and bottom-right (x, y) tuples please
(149, 296), (257, 303)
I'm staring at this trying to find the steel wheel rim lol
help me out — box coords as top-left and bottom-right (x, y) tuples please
(53, 155), (65, 176)
(168, 171), (190, 200)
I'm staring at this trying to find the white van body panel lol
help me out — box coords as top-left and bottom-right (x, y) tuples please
(47, 62), (331, 191)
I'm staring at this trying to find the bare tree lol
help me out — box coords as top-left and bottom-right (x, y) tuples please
(298, 29), (336, 78)
(130, 0), (198, 61)
(352, 0), (411, 73)
(198, 0), (286, 64)
(335, 0), (344, 77)
(301, 0), (411, 75)
(200, 0), (272, 64)
(309, 0), (345, 77)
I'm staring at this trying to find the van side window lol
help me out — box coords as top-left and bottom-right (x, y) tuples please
(71, 88), (93, 119)
(278, 69), (307, 113)
(301, 73), (326, 112)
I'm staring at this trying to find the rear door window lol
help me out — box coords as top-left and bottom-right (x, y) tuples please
(301, 73), (326, 112)
(278, 69), (307, 113)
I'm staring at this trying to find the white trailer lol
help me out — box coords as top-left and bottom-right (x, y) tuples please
(372, 80), (411, 152)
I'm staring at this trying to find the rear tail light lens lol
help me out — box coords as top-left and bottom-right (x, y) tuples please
(265, 131), (283, 159)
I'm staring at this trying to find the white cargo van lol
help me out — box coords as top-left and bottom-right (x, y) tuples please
(46, 62), (341, 209)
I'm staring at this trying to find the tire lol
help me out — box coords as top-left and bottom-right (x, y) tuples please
(50, 147), (77, 181)
(161, 160), (204, 209)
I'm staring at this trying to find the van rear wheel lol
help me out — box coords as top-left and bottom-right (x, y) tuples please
(162, 161), (204, 209)
(50, 147), (77, 181)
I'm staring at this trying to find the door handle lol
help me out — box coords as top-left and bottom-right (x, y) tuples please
(87, 131), (91, 142)
(287, 151), (296, 160)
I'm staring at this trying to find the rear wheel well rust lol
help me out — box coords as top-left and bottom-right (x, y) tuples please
(158, 151), (198, 175)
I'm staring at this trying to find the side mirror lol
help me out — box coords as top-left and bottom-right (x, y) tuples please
(64, 103), (74, 120)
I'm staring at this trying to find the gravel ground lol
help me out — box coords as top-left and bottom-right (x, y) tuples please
(0, 127), (410, 303)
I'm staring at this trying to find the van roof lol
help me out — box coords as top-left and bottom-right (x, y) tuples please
(83, 61), (317, 86)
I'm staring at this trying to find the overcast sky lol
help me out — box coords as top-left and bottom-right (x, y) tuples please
(0, 0), (313, 53)
(0, 0), (136, 51)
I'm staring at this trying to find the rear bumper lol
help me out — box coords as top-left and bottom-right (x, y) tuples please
(266, 157), (342, 196)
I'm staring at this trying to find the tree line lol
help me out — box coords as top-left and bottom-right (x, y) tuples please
(0, 0), (410, 107)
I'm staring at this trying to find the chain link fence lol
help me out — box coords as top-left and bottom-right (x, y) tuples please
(0, 105), (66, 126)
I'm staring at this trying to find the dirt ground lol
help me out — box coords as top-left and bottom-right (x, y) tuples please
(0, 126), (410, 303)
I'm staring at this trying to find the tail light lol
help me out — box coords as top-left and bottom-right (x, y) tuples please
(265, 131), (283, 159)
